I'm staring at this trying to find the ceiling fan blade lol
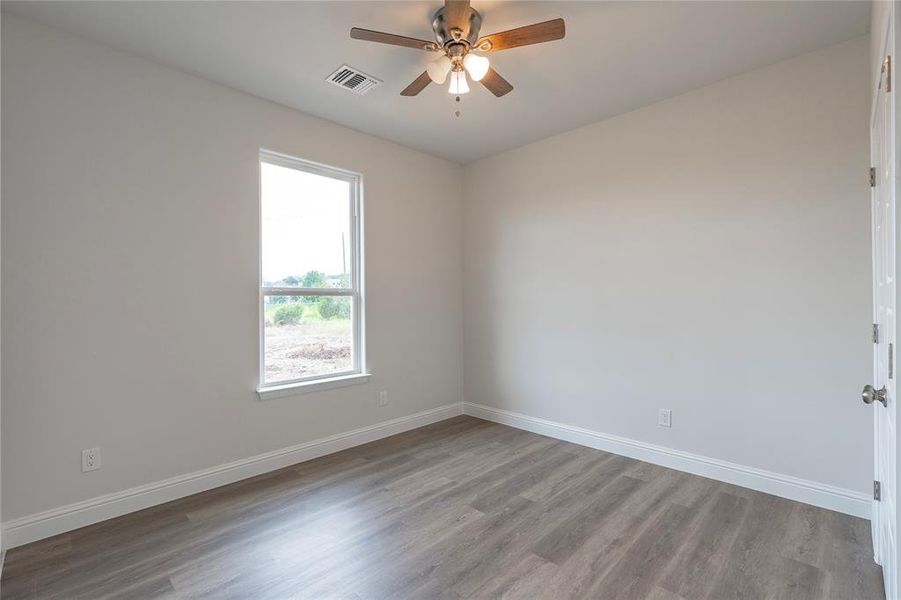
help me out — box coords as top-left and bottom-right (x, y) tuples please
(350, 27), (436, 51)
(480, 67), (513, 97)
(445, 0), (472, 37)
(401, 71), (432, 96)
(477, 18), (565, 52)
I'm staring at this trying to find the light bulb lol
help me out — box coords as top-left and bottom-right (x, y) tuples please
(463, 53), (490, 82)
(448, 70), (470, 94)
(426, 55), (452, 84)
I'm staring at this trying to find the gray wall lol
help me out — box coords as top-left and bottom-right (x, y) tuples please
(1, 15), (463, 522)
(462, 37), (872, 493)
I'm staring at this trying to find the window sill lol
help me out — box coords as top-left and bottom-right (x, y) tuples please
(257, 373), (371, 401)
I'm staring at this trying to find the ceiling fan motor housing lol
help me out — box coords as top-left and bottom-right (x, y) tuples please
(432, 7), (482, 47)
(352, 3), (565, 98)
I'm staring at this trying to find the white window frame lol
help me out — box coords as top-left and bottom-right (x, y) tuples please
(257, 149), (366, 398)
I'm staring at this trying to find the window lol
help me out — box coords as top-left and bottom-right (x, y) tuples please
(259, 150), (364, 393)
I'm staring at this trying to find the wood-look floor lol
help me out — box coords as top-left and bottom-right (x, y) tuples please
(1, 416), (884, 599)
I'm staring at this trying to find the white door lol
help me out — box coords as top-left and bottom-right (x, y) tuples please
(871, 23), (897, 600)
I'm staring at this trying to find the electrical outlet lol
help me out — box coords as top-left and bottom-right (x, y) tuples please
(378, 391), (388, 407)
(82, 447), (101, 472)
(658, 409), (672, 428)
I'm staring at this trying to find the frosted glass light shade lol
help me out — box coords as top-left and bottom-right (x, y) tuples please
(463, 53), (490, 81)
(427, 55), (452, 84)
(448, 70), (470, 94)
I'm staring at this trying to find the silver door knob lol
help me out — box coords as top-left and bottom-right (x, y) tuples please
(862, 384), (888, 407)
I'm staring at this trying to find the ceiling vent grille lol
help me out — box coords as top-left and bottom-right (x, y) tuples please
(326, 65), (382, 96)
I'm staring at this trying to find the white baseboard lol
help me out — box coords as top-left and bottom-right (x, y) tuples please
(463, 402), (871, 519)
(2, 402), (463, 549)
(4, 400), (870, 550)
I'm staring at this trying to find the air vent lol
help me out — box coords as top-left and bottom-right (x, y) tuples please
(326, 65), (382, 96)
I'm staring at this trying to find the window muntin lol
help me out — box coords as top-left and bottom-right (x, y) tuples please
(259, 151), (362, 388)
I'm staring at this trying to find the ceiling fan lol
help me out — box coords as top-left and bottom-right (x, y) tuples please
(350, 0), (565, 98)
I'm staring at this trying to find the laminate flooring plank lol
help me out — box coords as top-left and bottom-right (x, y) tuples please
(659, 491), (748, 598)
(593, 502), (698, 600)
(703, 493), (797, 599)
(828, 514), (885, 600)
(528, 469), (689, 598)
(780, 503), (837, 573)
(468, 447), (579, 512)
(769, 557), (831, 600)
(518, 449), (615, 502)
(465, 552), (559, 599)
(532, 474), (646, 565)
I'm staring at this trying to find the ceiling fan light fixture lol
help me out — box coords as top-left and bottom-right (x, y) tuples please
(463, 53), (490, 81)
(352, 2), (566, 99)
(448, 69), (470, 94)
(427, 55), (452, 84)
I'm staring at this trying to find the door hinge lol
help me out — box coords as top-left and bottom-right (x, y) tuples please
(885, 55), (892, 93)
(888, 344), (895, 379)
(871, 167), (877, 187)
(875, 480), (882, 501)
(874, 323), (881, 344)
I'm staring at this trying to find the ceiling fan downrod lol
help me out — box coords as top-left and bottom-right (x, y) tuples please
(349, 0), (565, 98)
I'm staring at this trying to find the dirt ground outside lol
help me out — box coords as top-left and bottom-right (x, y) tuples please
(264, 319), (352, 383)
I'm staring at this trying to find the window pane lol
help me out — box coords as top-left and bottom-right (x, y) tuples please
(261, 161), (351, 288)
(263, 295), (353, 383)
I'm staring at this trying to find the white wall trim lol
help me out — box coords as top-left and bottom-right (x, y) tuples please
(257, 373), (372, 400)
(3, 400), (871, 550)
(2, 402), (463, 549)
(463, 402), (871, 519)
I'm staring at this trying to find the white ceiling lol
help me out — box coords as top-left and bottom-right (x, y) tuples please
(4, 1), (869, 163)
